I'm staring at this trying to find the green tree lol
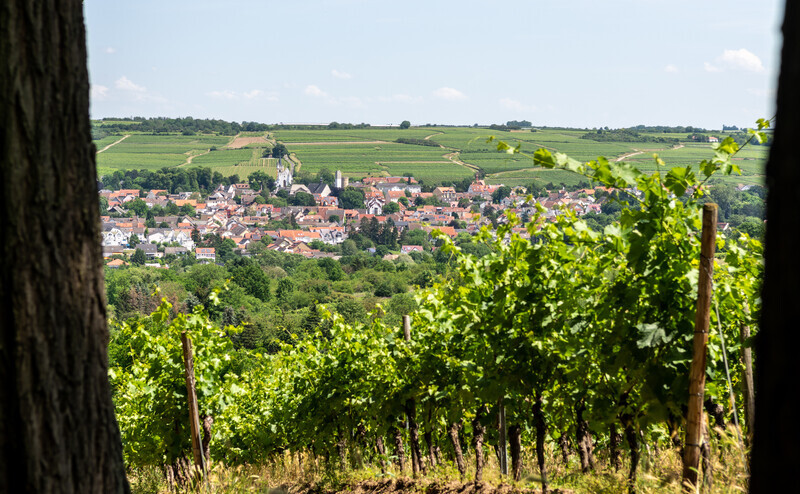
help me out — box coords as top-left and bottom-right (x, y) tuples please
(125, 198), (148, 217)
(383, 202), (400, 214)
(276, 277), (295, 302)
(291, 191), (316, 207)
(230, 261), (272, 302)
(400, 120), (411, 129)
(341, 239), (358, 256)
(491, 185), (511, 204)
(339, 188), (365, 209)
(272, 142), (288, 158)
(130, 248), (146, 266)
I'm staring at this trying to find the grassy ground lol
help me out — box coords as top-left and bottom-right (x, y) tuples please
(128, 427), (748, 494)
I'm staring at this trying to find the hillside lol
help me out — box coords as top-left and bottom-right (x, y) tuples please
(93, 121), (770, 187)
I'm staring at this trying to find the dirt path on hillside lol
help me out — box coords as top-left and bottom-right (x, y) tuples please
(96, 134), (130, 153)
(615, 150), (644, 162)
(423, 132), (443, 140)
(178, 149), (211, 167)
(445, 151), (480, 172)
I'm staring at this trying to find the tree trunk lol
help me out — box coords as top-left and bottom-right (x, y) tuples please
(509, 424), (523, 481)
(376, 434), (387, 473)
(201, 415), (213, 463)
(623, 418), (639, 494)
(472, 407), (486, 483)
(391, 424), (405, 472)
(751, 3), (800, 491)
(405, 399), (424, 476)
(0, 1), (130, 492)
(424, 418), (437, 468)
(610, 423), (623, 472)
(448, 422), (467, 479)
(533, 393), (549, 493)
(575, 400), (597, 473)
(336, 426), (347, 470)
(558, 433), (571, 465)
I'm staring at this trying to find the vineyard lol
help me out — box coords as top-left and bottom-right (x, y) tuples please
(110, 126), (767, 493)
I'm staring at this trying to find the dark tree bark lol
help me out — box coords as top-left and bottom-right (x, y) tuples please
(448, 422), (467, 479)
(376, 434), (387, 473)
(201, 415), (213, 463)
(405, 399), (424, 476)
(391, 424), (405, 472)
(472, 407), (487, 483)
(622, 417), (639, 494)
(558, 433), (571, 465)
(424, 409), (437, 469)
(0, 1), (130, 492)
(575, 400), (597, 473)
(610, 423), (623, 472)
(751, 6), (800, 492)
(509, 424), (523, 481)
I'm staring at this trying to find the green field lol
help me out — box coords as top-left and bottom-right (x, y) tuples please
(272, 128), (440, 143)
(286, 141), (472, 184)
(92, 127), (768, 186)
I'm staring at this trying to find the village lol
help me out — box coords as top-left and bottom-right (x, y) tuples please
(99, 164), (621, 268)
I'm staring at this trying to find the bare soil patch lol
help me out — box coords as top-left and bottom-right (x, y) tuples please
(227, 135), (269, 149)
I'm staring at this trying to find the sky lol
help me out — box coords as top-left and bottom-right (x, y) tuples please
(84, 0), (784, 129)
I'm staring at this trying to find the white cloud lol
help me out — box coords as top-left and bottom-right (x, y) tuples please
(305, 85), (328, 98)
(664, 64), (679, 73)
(720, 49), (765, 72)
(114, 76), (167, 103)
(115, 76), (146, 92)
(105, 47), (116, 54)
(432, 87), (466, 101)
(499, 98), (536, 113)
(331, 69), (352, 80)
(243, 90), (263, 99)
(705, 49), (764, 73)
(90, 84), (109, 101)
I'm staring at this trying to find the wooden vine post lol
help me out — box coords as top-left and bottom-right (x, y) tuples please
(683, 203), (717, 490)
(181, 331), (207, 477)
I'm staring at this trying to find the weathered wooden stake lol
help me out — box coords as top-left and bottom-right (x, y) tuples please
(683, 203), (717, 490)
(181, 331), (207, 477)
(403, 315), (412, 341)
